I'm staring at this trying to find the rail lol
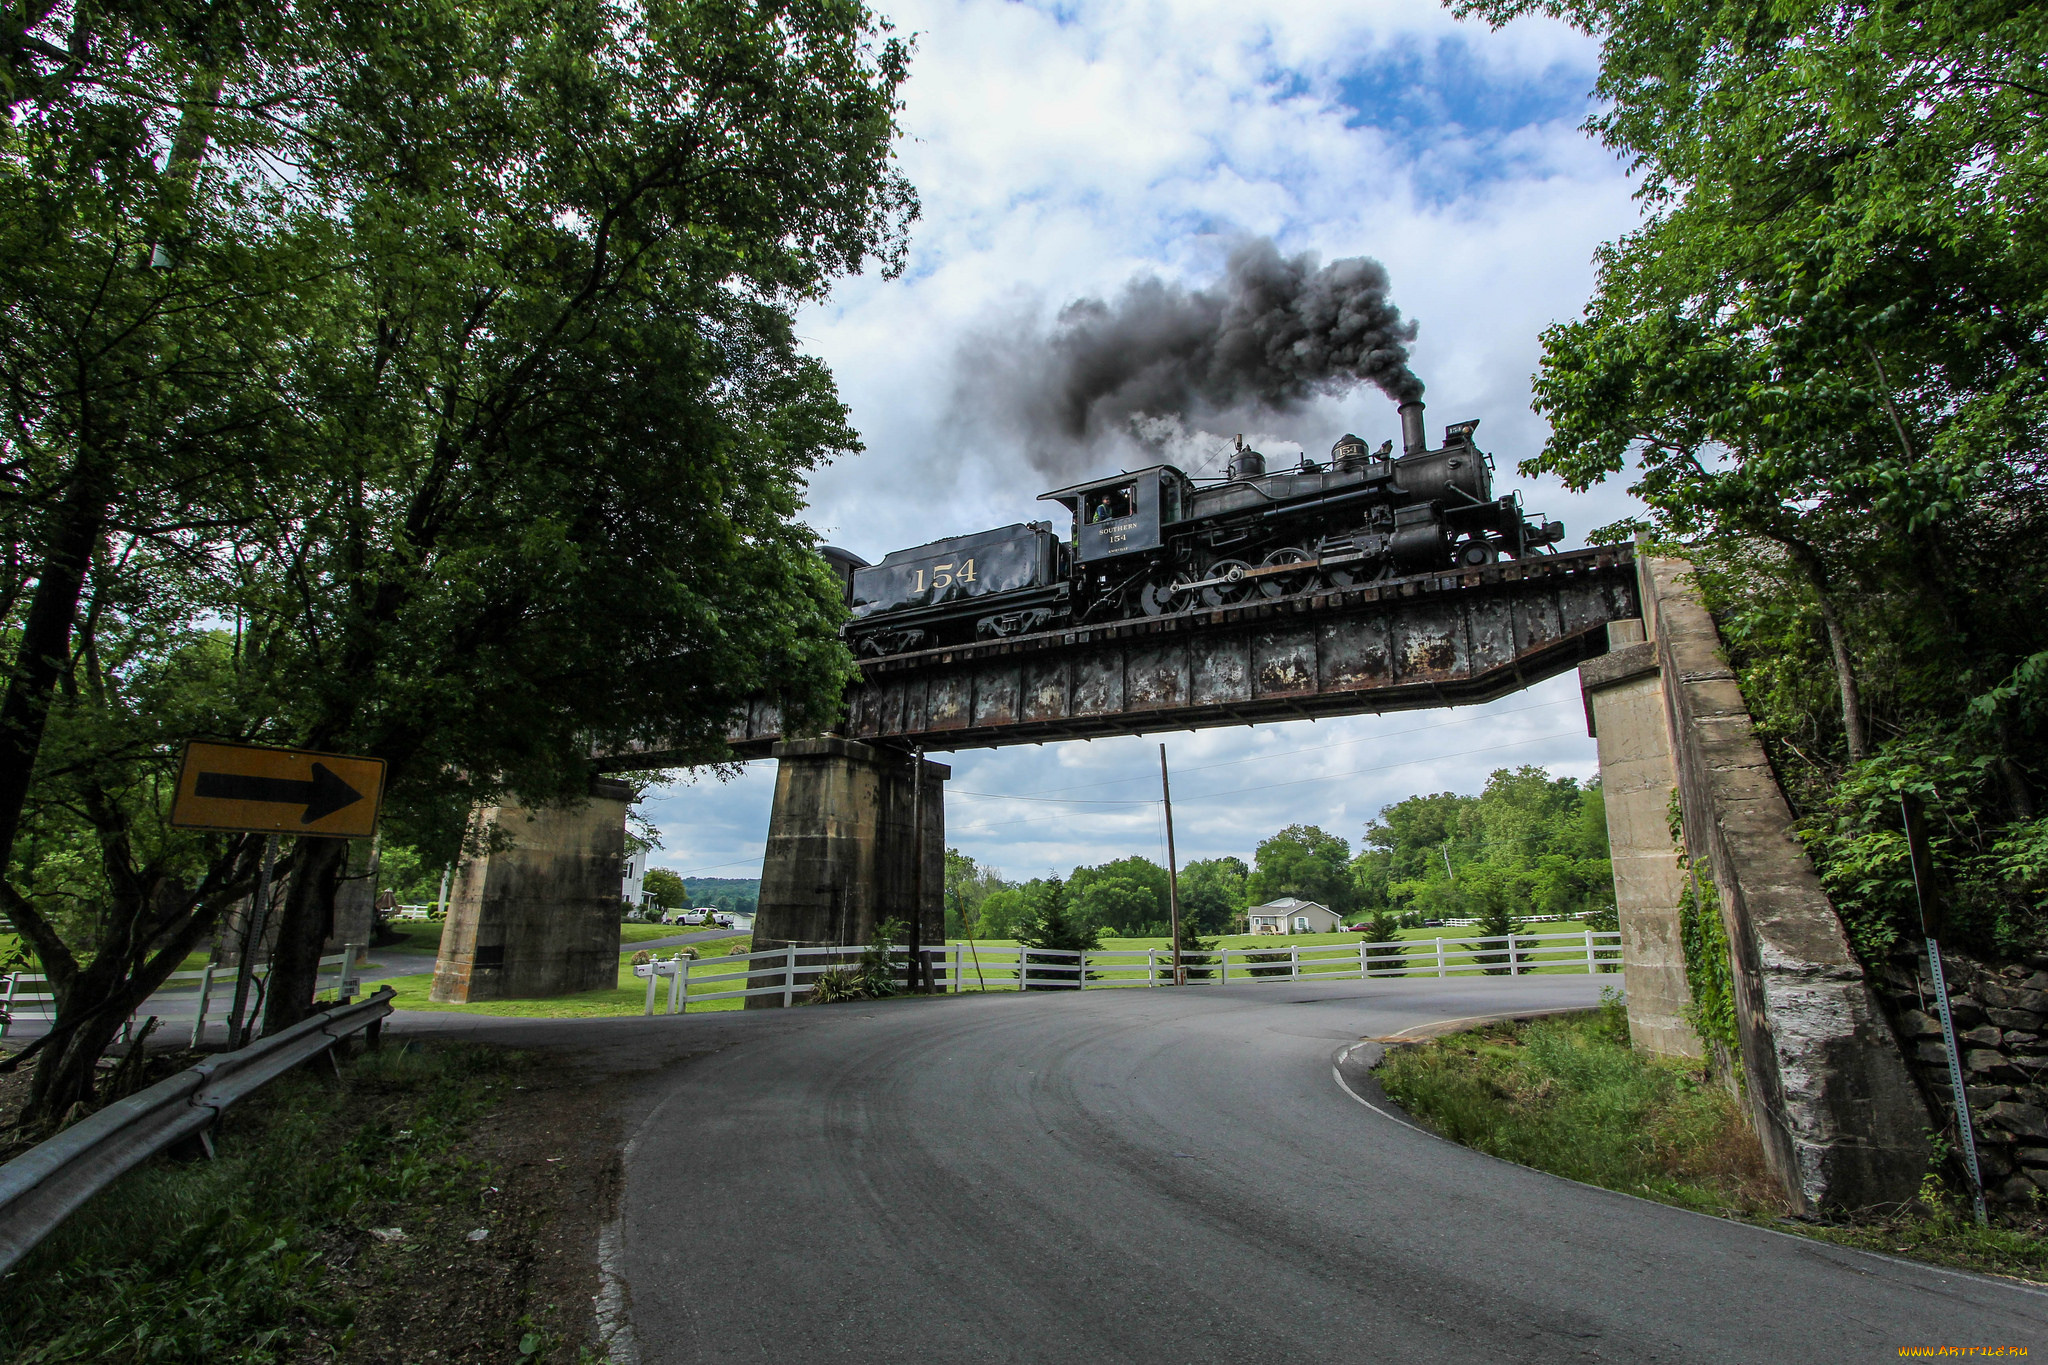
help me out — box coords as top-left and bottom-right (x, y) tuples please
(0, 985), (395, 1276)
(632, 930), (1622, 1014)
(1, 949), (360, 1048)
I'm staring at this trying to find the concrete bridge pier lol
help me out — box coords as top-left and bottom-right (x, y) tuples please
(1579, 619), (1699, 1061)
(429, 776), (633, 1003)
(749, 737), (948, 1007)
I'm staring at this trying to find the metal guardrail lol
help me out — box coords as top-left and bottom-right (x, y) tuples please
(0, 985), (395, 1276)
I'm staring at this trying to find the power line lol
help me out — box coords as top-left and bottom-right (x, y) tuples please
(948, 728), (1586, 836)
(945, 695), (1576, 802)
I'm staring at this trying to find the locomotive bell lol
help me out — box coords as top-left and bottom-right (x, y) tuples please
(1227, 440), (1266, 480)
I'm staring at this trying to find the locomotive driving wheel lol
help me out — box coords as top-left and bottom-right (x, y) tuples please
(1138, 578), (1183, 617)
(1256, 546), (1316, 599)
(1198, 559), (1254, 608)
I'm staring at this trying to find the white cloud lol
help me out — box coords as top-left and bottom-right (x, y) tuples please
(645, 0), (1643, 883)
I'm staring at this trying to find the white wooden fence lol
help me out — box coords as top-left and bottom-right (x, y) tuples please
(632, 929), (1622, 1015)
(0, 949), (362, 1048)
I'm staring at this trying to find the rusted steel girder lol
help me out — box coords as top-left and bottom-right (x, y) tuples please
(664, 544), (1637, 761)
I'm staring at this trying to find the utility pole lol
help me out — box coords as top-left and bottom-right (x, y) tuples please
(1161, 744), (1183, 986)
(909, 745), (926, 994)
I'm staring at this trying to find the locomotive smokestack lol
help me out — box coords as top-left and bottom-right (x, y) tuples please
(1399, 399), (1427, 456)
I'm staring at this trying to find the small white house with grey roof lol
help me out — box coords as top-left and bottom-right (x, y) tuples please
(1245, 897), (1343, 935)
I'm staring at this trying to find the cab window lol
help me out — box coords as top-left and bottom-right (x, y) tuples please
(1086, 484), (1135, 524)
(1160, 474), (1183, 523)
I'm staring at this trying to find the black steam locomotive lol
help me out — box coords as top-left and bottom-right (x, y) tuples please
(829, 398), (1563, 659)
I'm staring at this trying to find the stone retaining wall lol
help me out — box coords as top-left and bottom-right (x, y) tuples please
(1872, 948), (2048, 1205)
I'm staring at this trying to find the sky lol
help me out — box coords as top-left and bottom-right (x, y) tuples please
(639, 0), (1647, 888)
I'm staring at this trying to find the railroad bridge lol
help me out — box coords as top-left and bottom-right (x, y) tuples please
(431, 543), (1641, 1003)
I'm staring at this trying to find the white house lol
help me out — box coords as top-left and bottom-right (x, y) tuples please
(1245, 897), (1344, 935)
(622, 845), (648, 906)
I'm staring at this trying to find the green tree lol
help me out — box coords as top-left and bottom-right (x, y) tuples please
(1074, 876), (1159, 937)
(643, 868), (688, 910)
(1464, 873), (1519, 976)
(1461, 0), (2048, 769)
(945, 849), (1011, 937)
(0, 1), (386, 1132)
(1249, 825), (1354, 914)
(1067, 856), (1169, 934)
(1458, 0), (2048, 961)
(1361, 910), (1407, 976)
(1177, 856), (1249, 934)
(976, 887), (1028, 940)
(1017, 877), (1099, 990)
(1, 0), (916, 1127)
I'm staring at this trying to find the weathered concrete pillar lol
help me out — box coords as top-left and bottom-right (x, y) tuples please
(750, 738), (947, 1007)
(325, 836), (378, 965)
(1580, 620), (1699, 1060)
(1641, 550), (1932, 1213)
(429, 777), (631, 1002)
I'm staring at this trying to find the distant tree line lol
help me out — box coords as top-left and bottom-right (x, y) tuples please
(939, 765), (1613, 942)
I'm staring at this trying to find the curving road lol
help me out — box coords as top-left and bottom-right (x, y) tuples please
(613, 978), (2044, 1364)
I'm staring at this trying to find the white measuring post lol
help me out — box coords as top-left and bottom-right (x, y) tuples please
(1290, 946), (1300, 982)
(674, 955), (692, 1014)
(1148, 948), (1158, 986)
(782, 945), (797, 1006)
(1435, 938), (1446, 977)
(643, 961), (660, 1016)
(1017, 948), (1029, 991)
(1508, 932), (1521, 976)
(1585, 929), (1598, 974)
(1075, 949), (1086, 991)
(1219, 948), (1230, 983)
(0, 972), (17, 1042)
(1359, 939), (1370, 979)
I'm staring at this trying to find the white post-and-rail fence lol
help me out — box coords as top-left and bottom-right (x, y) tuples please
(0, 949), (362, 1048)
(634, 929), (1621, 1015)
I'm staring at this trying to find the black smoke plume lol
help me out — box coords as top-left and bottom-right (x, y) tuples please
(959, 239), (1423, 476)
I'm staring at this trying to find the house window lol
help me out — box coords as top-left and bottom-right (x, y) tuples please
(1294, 916), (1310, 932)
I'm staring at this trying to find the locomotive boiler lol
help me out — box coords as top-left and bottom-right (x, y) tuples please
(836, 397), (1564, 659)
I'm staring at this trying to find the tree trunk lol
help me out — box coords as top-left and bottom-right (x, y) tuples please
(12, 905), (220, 1131)
(0, 447), (113, 868)
(1779, 536), (1868, 763)
(261, 836), (350, 1034)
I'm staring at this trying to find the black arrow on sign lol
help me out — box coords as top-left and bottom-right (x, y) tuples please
(195, 762), (366, 824)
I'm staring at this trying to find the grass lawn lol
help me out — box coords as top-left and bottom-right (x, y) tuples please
(382, 937), (752, 1017)
(1376, 1004), (2048, 1284)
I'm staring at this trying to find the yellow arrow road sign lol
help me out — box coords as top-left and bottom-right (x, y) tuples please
(169, 741), (386, 838)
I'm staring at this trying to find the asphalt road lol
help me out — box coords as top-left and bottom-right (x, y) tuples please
(598, 977), (2044, 1364)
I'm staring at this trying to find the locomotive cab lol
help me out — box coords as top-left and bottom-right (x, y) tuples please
(1040, 466), (1192, 565)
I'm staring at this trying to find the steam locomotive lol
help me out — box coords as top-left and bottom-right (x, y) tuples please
(828, 397), (1564, 660)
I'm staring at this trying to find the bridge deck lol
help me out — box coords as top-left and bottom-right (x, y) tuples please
(659, 544), (1636, 760)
